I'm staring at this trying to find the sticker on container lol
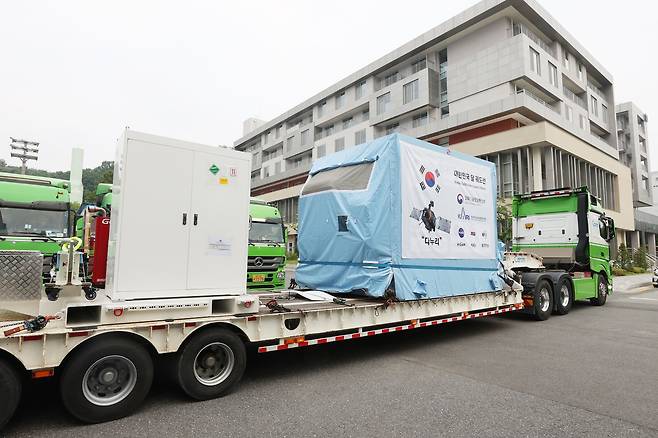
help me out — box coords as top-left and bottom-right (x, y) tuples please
(219, 177), (229, 185)
(208, 237), (231, 255)
(230, 167), (238, 177)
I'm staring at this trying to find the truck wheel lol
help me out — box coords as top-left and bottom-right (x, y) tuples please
(60, 337), (154, 423)
(590, 274), (608, 306)
(532, 279), (553, 321)
(0, 358), (22, 430)
(175, 328), (246, 400)
(554, 277), (573, 315)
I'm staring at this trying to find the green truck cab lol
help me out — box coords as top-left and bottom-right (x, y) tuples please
(95, 183), (112, 211)
(248, 198), (286, 290)
(0, 172), (71, 275)
(511, 187), (615, 307)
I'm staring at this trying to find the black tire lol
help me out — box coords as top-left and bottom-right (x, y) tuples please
(0, 358), (22, 430)
(532, 278), (554, 321)
(554, 277), (573, 315)
(60, 337), (154, 424)
(590, 273), (608, 306)
(175, 328), (246, 401)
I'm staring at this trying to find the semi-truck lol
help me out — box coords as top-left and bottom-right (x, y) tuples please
(248, 198), (286, 290)
(0, 132), (614, 429)
(0, 172), (72, 277)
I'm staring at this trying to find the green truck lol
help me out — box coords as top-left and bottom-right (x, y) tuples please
(95, 183), (112, 211)
(509, 187), (615, 319)
(248, 198), (286, 290)
(0, 172), (71, 275)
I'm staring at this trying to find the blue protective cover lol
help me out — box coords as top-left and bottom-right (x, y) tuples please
(295, 134), (502, 301)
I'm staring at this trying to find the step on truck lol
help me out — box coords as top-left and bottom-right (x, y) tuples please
(0, 132), (613, 429)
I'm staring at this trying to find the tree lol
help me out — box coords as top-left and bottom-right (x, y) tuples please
(633, 246), (649, 271)
(616, 243), (632, 271)
(497, 199), (513, 248)
(0, 161), (114, 204)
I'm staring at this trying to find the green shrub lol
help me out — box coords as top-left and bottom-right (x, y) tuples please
(633, 246), (649, 271)
(631, 266), (645, 274)
(617, 243), (632, 271)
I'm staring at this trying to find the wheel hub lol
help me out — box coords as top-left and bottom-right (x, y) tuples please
(82, 355), (138, 406)
(193, 342), (235, 386)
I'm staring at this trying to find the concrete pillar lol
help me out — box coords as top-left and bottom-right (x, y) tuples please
(532, 147), (543, 191)
(630, 230), (641, 251)
(648, 233), (657, 257)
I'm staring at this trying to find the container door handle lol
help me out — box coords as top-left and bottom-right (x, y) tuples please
(182, 213), (187, 225)
(193, 214), (198, 226)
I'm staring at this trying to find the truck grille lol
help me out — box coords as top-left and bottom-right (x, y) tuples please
(247, 256), (282, 272)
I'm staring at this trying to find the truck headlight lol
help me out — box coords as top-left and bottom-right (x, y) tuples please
(277, 271), (285, 280)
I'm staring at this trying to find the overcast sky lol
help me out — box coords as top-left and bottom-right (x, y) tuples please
(1, 0), (656, 171)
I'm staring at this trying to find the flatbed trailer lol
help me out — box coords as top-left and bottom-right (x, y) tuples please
(0, 287), (523, 428)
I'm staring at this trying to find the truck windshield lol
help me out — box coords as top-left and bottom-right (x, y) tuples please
(0, 207), (69, 238)
(249, 222), (284, 244)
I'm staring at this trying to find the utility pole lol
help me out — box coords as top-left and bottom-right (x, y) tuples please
(9, 137), (39, 174)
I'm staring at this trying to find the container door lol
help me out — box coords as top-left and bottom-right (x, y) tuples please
(186, 151), (250, 292)
(115, 140), (194, 296)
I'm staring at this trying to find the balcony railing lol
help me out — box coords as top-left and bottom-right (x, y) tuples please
(513, 23), (556, 58)
(563, 86), (587, 110)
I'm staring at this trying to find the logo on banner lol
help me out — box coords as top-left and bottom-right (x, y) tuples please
(458, 227), (465, 238)
(458, 207), (487, 222)
(457, 193), (464, 204)
(418, 165), (441, 194)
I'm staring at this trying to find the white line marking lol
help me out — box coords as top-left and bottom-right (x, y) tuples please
(629, 297), (658, 301)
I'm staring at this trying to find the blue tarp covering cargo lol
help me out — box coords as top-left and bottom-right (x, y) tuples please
(295, 133), (503, 301)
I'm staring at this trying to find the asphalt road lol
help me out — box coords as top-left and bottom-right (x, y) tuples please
(4, 275), (658, 437)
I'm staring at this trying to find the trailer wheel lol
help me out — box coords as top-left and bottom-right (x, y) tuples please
(0, 358), (22, 430)
(554, 277), (573, 315)
(532, 279), (553, 321)
(60, 337), (154, 423)
(176, 328), (246, 400)
(590, 274), (608, 306)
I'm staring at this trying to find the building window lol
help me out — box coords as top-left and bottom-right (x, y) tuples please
(300, 129), (310, 146)
(548, 62), (558, 87)
(325, 124), (334, 136)
(385, 123), (399, 135)
(591, 96), (598, 117)
(411, 58), (426, 74)
(529, 47), (540, 75)
(565, 105), (573, 122)
(342, 117), (353, 130)
(441, 105), (450, 119)
(362, 109), (370, 121)
(377, 92), (391, 115)
(274, 162), (281, 175)
(355, 80), (367, 100)
(318, 101), (326, 118)
(335, 137), (345, 152)
(355, 129), (366, 145)
(579, 114), (586, 130)
(577, 62), (583, 81)
(335, 91), (345, 110)
(286, 136), (294, 151)
(403, 80), (419, 104)
(316, 144), (326, 158)
(412, 112), (428, 128)
(602, 104), (608, 124)
(263, 166), (270, 178)
(275, 125), (281, 139)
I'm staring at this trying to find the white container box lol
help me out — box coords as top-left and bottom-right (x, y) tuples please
(106, 130), (251, 301)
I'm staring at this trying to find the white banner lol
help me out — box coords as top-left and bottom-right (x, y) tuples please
(400, 142), (495, 260)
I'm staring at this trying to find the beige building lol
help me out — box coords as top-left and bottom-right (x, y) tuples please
(235, 0), (634, 241)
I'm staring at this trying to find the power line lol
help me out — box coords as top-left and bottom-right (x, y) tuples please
(9, 137), (39, 174)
